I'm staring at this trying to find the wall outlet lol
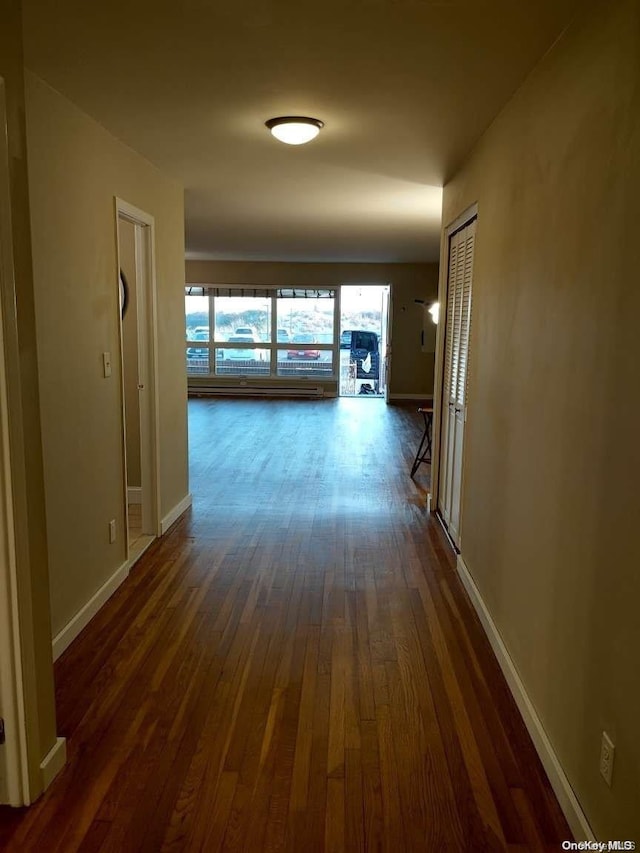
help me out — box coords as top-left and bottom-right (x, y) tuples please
(102, 351), (112, 378)
(108, 519), (116, 544)
(600, 731), (615, 787)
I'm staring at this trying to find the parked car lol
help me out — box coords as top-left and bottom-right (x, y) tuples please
(187, 325), (209, 339)
(219, 334), (257, 360)
(350, 330), (380, 383)
(186, 329), (209, 358)
(234, 327), (254, 338)
(287, 334), (321, 360)
(276, 329), (290, 343)
(351, 330), (378, 356)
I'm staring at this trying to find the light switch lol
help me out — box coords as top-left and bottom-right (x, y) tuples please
(102, 352), (112, 378)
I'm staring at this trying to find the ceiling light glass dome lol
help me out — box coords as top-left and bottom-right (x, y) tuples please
(265, 116), (324, 145)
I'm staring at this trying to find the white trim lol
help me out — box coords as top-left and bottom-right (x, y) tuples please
(116, 198), (155, 227)
(431, 201), (479, 514)
(52, 560), (130, 661)
(160, 493), (192, 535)
(39, 737), (66, 791)
(0, 76), (31, 807)
(446, 203), (479, 238)
(456, 554), (595, 843)
(115, 198), (162, 541)
(127, 486), (142, 505)
(52, 532), (160, 663)
(383, 283), (392, 403)
(334, 287), (341, 386)
(142, 219), (162, 536)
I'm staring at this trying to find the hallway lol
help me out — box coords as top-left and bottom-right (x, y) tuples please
(0, 398), (570, 851)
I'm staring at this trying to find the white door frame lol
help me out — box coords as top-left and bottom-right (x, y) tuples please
(0, 288), (29, 807)
(0, 77), (31, 807)
(115, 199), (161, 545)
(383, 282), (392, 403)
(333, 285), (341, 388)
(338, 283), (390, 398)
(430, 202), (478, 519)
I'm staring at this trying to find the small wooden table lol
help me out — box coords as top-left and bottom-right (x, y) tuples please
(410, 407), (433, 477)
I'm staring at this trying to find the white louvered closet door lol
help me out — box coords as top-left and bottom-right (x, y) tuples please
(438, 218), (476, 548)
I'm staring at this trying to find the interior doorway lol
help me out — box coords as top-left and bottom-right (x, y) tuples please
(339, 284), (390, 398)
(116, 200), (160, 562)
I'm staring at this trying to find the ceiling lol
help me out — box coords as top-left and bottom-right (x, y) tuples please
(22, 0), (582, 263)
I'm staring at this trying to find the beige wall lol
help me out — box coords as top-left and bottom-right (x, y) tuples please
(119, 219), (141, 488)
(0, 1), (58, 796)
(25, 73), (189, 638)
(441, 0), (639, 839)
(186, 260), (439, 398)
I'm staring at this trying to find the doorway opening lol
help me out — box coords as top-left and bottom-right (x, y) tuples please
(116, 200), (160, 563)
(339, 284), (390, 398)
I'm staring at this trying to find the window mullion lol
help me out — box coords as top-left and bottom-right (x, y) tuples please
(209, 291), (215, 375)
(270, 290), (277, 377)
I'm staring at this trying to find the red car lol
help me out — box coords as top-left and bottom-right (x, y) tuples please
(287, 334), (321, 359)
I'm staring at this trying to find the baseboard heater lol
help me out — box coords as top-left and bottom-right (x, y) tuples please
(189, 384), (324, 399)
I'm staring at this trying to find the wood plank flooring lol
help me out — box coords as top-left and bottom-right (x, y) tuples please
(0, 398), (571, 851)
(128, 503), (144, 550)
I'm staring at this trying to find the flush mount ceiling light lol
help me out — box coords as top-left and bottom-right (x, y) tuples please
(265, 116), (324, 145)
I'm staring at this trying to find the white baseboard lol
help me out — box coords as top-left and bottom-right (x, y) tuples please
(52, 560), (130, 661)
(127, 486), (142, 504)
(52, 501), (192, 665)
(456, 555), (595, 843)
(40, 737), (66, 791)
(160, 492), (192, 535)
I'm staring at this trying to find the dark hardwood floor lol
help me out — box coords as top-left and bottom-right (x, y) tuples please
(0, 397), (570, 851)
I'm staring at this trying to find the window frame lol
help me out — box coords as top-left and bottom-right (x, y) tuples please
(185, 286), (339, 380)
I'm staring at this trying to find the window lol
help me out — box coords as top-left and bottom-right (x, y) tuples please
(276, 293), (334, 377)
(185, 286), (336, 379)
(214, 295), (271, 343)
(185, 293), (210, 375)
